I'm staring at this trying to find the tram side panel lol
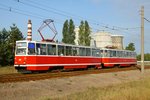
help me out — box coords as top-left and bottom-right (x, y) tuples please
(26, 56), (52, 71)
(25, 56), (102, 70)
(102, 57), (137, 67)
(58, 56), (102, 69)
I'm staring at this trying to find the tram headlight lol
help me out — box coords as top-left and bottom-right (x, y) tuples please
(23, 57), (26, 64)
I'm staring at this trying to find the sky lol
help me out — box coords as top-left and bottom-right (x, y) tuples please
(0, 0), (150, 54)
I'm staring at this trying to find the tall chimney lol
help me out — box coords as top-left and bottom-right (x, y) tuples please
(27, 19), (32, 41)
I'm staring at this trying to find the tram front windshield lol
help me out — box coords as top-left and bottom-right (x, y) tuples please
(16, 42), (27, 55)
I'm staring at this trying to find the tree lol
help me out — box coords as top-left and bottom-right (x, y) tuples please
(78, 21), (85, 45)
(0, 24), (24, 66)
(62, 19), (75, 44)
(84, 21), (91, 46)
(7, 24), (24, 65)
(125, 43), (135, 51)
(78, 20), (91, 46)
(137, 53), (150, 61)
(62, 20), (69, 43)
(68, 19), (75, 44)
(0, 28), (10, 66)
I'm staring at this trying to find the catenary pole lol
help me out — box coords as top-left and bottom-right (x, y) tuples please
(141, 6), (144, 73)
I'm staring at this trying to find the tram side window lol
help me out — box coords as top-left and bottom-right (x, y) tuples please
(36, 44), (47, 55)
(120, 51), (122, 57)
(110, 50), (113, 57)
(86, 48), (91, 56)
(116, 51), (120, 57)
(92, 49), (99, 57)
(96, 49), (100, 57)
(120, 51), (123, 57)
(129, 52), (131, 57)
(130, 52), (132, 57)
(126, 52), (130, 57)
(79, 48), (86, 56)
(66, 46), (72, 56)
(123, 51), (126, 57)
(124, 51), (126, 57)
(47, 44), (56, 55)
(131, 52), (133, 57)
(41, 44), (46, 55)
(100, 50), (104, 57)
(92, 49), (96, 56)
(58, 45), (65, 56)
(113, 51), (116, 57)
(28, 43), (35, 55)
(117, 51), (121, 57)
(110, 50), (116, 57)
(72, 47), (79, 56)
(103, 50), (110, 57)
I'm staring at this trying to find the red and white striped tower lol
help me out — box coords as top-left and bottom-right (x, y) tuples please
(27, 19), (32, 41)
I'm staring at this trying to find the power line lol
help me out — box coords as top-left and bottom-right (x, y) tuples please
(144, 17), (150, 23)
(13, 0), (139, 31)
(0, 3), (64, 25)
(1, 1), (140, 33)
(15, 0), (103, 26)
(0, 4), (112, 32)
(15, 0), (78, 20)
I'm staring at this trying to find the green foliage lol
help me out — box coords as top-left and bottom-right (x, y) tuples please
(0, 24), (24, 66)
(78, 20), (91, 46)
(137, 53), (150, 61)
(78, 21), (85, 45)
(62, 20), (68, 43)
(0, 28), (10, 66)
(68, 19), (75, 45)
(84, 21), (91, 46)
(62, 19), (75, 44)
(125, 43), (135, 51)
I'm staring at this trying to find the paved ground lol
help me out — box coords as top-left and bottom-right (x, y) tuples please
(0, 69), (150, 100)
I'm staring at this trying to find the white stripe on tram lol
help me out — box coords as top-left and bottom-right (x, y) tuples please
(104, 62), (137, 64)
(14, 63), (101, 67)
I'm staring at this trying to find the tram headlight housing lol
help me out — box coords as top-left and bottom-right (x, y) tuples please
(23, 57), (26, 64)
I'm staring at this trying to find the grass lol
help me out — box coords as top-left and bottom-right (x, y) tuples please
(48, 77), (150, 100)
(0, 66), (17, 74)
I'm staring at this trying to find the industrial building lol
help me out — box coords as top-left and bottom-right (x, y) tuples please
(91, 31), (124, 50)
(111, 35), (124, 50)
(74, 26), (79, 45)
(74, 26), (124, 50)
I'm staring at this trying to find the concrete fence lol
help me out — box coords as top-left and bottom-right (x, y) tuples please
(137, 61), (150, 65)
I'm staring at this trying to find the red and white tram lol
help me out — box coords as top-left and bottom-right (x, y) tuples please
(14, 40), (137, 73)
(14, 40), (102, 72)
(100, 49), (137, 67)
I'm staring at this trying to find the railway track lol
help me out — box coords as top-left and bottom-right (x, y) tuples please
(0, 66), (149, 83)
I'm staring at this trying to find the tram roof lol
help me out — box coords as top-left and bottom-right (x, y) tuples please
(16, 40), (100, 49)
(101, 48), (136, 53)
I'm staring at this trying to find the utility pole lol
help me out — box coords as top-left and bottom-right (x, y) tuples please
(141, 6), (144, 73)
